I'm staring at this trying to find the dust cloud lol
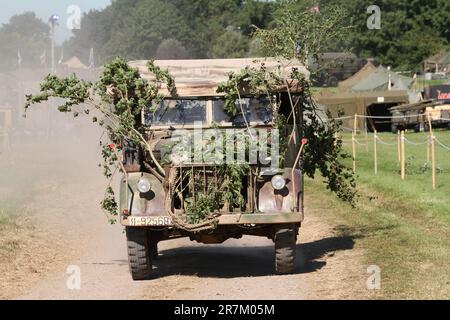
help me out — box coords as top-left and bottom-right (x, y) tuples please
(0, 66), (104, 217)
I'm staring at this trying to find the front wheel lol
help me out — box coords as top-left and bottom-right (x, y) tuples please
(126, 227), (153, 280)
(274, 227), (297, 274)
(327, 76), (338, 87)
(150, 241), (158, 260)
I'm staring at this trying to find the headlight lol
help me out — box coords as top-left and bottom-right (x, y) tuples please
(271, 175), (286, 190)
(137, 178), (151, 193)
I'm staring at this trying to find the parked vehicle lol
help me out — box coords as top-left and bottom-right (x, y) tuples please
(309, 52), (367, 87)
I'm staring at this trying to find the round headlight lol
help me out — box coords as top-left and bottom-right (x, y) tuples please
(271, 175), (286, 190)
(137, 178), (151, 193)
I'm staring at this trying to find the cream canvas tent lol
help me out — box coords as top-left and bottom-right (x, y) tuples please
(61, 56), (88, 69)
(316, 90), (409, 131)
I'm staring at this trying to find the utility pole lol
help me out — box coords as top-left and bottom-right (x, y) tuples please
(387, 66), (392, 91)
(49, 14), (60, 73)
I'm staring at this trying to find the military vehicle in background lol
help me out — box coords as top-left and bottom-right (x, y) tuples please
(390, 85), (450, 133)
(309, 52), (367, 87)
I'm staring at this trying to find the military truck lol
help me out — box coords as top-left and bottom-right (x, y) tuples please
(119, 58), (309, 280)
(309, 52), (367, 87)
(390, 85), (450, 133)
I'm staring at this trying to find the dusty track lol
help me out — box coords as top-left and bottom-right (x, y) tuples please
(2, 139), (375, 300)
(14, 176), (372, 299)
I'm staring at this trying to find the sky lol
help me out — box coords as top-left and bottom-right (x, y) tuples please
(0, 0), (111, 43)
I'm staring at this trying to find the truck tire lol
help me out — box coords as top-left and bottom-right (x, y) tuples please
(414, 124), (420, 133)
(126, 227), (152, 280)
(327, 76), (338, 87)
(150, 241), (158, 260)
(274, 228), (297, 274)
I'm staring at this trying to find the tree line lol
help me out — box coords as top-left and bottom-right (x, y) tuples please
(0, 0), (449, 72)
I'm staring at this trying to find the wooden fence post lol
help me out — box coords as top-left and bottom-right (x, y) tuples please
(397, 130), (401, 162)
(427, 113), (436, 190)
(401, 131), (405, 180)
(374, 130), (378, 175)
(365, 124), (369, 152)
(431, 134), (436, 190)
(352, 114), (357, 173)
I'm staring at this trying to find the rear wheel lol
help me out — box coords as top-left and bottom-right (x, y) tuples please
(274, 227), (297, 274)
(126, 227), (152, 280)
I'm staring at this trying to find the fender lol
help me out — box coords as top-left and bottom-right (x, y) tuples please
(119, 172), (166, 217)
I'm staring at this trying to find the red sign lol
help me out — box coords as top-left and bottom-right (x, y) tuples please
(438, 92), (450, 100)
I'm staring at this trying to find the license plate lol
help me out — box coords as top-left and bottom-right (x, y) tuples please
(127, 216), (173, 226)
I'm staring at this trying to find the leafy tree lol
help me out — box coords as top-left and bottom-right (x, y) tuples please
(252, 0), (357, 204)
(210, 28), (250, 59)
(65, 0), (197, 63)
(155, 39), (189, 59)
(253, 0), (351, 66)
(0, 12), (50, 71)
(321, 0), (450, 70)
(64, 0), (275, 62)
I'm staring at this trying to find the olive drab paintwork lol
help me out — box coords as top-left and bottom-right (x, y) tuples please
(120, 58), (306, 247)
(120, 168), (304, 227)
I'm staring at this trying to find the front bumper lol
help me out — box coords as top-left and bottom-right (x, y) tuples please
(120, 212), (303, 227)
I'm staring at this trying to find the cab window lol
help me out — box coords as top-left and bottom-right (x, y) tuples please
(145, 100), (207, 126)
(212, 98), (272, 125)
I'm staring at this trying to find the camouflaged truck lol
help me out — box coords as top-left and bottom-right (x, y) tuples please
(119, 58), (309, 280)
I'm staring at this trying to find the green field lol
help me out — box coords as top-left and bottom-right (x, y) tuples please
(305, 130), (450, 298)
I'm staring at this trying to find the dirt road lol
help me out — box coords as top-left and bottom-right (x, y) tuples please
(12, 175), (371, 299)
(2, 140), (375, 300)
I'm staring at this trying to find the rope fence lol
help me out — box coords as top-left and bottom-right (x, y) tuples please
(334, 112), (450, 190)
(403, 137), (428, 146)
(335, 114), (450, 121)
(375, 136), (397, 146)
(435, 137), (450, 151)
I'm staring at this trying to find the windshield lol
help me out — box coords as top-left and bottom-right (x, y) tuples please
(144, 100), (207, 126)
(213, 98), (273, 125)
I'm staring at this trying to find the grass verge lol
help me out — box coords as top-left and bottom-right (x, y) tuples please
(306, 130), (450, 298)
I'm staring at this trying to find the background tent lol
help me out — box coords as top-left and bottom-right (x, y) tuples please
(351, 66), (413, 92)
(338, 60), (377, 90)
(316, 90), (409, 132)
(61, 56), (88, 70)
